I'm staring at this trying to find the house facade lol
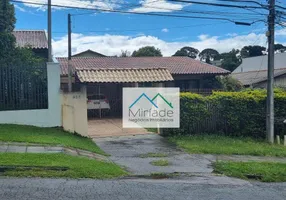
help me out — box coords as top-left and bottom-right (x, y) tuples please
(232, 53), (286, 88)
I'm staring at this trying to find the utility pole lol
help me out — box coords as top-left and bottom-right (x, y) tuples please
(48, 0), (52, 62)
(266, 0), (275, 143)
(68, 13), (72, 92)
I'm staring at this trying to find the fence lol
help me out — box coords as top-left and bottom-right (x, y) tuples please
(0, 63), (61, 127)
(0, 64), (48, 111)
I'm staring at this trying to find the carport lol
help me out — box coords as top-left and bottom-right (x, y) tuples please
(76, 68), (174, 137)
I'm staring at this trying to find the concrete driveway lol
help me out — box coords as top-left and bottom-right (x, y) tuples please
(88, 118), (151, 138)
(94, 134), (214, 175)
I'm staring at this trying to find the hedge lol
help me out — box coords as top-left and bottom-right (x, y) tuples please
(164, 89), (286, 138)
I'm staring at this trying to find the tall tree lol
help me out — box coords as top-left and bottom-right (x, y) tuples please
(220, 49), (242, 72)
(199, 48), (220, 64)
(0, 0), (17, 65)
(240, 45), (266, 58)
(274, 44), (286, 53)
(120, 50), (130, 57)
(132, 46), (162, 57)
(173, 46), (199, 59)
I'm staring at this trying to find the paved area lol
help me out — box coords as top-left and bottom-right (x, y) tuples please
(0, 142), (109, 162)
(88, 118), (151, 138)
(94, 134), (214, 175)
(0, 177), (286, 200)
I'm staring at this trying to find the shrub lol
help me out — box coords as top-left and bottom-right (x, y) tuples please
(164, 89), (286, 139)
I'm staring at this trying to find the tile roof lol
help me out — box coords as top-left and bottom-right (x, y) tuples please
(76, 68), (173, 83)
(56, 57), (230, 76)
(13, 30), (48, 49)
(231, 68), (286, 86)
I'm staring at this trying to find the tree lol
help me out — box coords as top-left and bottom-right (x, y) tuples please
(132, 46), (162, 57)
(120, 50), (130, 57)
(216, 75), (243, 91)
(0, 0), (17, 65)
(173, 46), (199, 59)
(240, 45), (266, 58)
(220, 49), (242, 72)
(199, 48), (220, 64)
(274, 44), (286, 53)
(0, 0), (43, 66)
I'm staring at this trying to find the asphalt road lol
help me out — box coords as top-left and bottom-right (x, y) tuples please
(1, 177), (286, 200)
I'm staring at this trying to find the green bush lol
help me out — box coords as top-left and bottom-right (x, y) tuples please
(164, 89), (286, 139)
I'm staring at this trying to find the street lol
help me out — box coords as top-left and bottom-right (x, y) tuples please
(0, 177), (286, 200)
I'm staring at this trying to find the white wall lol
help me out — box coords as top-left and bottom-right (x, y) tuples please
(0, 62), (61, 127)
(61, 86), (88, 137)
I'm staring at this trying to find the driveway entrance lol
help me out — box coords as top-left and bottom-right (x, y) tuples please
(88, 118), (151, 138)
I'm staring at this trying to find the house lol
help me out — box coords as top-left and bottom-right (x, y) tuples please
(232, 53), (286, 88)
(56, 56), (229, 136)
(13, 30), (48, 59)
(57, 56), (229, 92)
(72, 49), (106, 57)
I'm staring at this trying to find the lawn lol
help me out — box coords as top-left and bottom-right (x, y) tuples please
(0, 124), (106, 155)
(214, 161), (286, 182)
(169, 135), (286, 157)
(0, 153), (127, 179)
(150, 159), (169, 166)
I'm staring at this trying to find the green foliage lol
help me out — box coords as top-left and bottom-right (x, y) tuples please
(132, 46), (162, 57)
(169, 135), (286, 157)
(0, 153), (127, 179)
(220, 49), (242, 72)
(199, 48), (220, 64)
(216, 75), (243, 91)
(173, 46), (199, 59)
(274, 43), (286, 53)
(0, 1), (43, 66)
(0, 124), (107, 155)
(214, 161), (286, 182)
(150, 159), (169, 166)
(164, 90), (286, 139)
(0, 0), (16, 32)
(241, 45), (266, 58)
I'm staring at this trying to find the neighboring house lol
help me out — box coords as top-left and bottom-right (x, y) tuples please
(13, 30), (48, 59)
(232, 53), (286, 88)
(72, 49), (106, 57)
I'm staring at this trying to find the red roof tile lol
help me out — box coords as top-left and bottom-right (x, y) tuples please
(13, 30), (48, 49)
(56, 57), (230, 76)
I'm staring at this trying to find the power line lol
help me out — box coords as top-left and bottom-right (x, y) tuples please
(168, 0), (267, 9)
(11, 0), (262, 23)
(53, 21), (232, 34)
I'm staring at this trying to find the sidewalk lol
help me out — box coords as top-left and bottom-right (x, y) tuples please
(0, 142), (110, 162)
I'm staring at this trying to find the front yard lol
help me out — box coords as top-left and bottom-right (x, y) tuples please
(0, 124), (128, 179)
(169, 135), (286, 157)
(0, 153), (127, 179)
(0, 124), (105, 155)
(214, 161), (286, 182)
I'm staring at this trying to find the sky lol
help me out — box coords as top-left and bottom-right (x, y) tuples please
(12, 0), (286, 57)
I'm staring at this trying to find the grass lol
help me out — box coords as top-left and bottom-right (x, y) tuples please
(214, 161), (286, 182)
(169, 135), (286, 157)
(0, 153), (127, 179)
(0, 124), (106, 155)
(150, 159), (169, 166)
(140, 152), (168, 158)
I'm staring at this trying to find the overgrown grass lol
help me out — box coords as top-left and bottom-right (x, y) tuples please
(0, 153), (127, 179)
(214, 161), (286, 182)
(169, 135), (286, 157)
(150, 159), (169, 166)
(0, 124), (106, 155)
(140, 152), (168, 158)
